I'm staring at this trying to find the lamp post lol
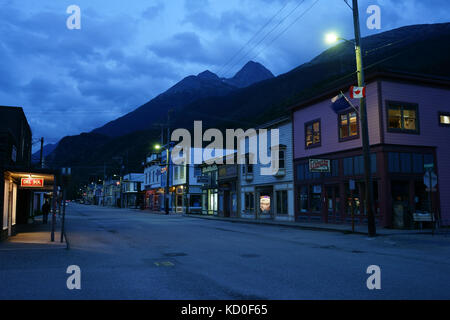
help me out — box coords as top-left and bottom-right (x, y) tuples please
(325, 0), (376, 237)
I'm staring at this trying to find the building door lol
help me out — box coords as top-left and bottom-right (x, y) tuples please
(391, 181), (410, 229)
(325, 185), (340, 224)
(223, 191), (230, 217)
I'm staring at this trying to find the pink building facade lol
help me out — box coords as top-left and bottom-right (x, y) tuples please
(292, 72), (450, 229)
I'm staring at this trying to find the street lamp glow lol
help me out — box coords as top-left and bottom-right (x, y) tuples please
(325, 32), (339, 44)
(154, 144), (161, 150)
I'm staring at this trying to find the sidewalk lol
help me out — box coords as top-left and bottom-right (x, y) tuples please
(182, 213), (439, 236)
(0, 215), (67, 250)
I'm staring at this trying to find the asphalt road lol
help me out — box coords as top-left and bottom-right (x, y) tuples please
(1, 203), (449, 300)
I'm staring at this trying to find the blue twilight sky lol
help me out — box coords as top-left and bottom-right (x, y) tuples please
(0, 0), (449, 146)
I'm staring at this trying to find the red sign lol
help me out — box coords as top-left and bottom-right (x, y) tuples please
(309, 159), (331, 173)
(21, 178), (44, 188)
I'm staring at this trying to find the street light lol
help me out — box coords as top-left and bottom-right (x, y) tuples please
(325, 32), (339, 44)
(325, 0), (376, 237)
(154, 144), (161, 150)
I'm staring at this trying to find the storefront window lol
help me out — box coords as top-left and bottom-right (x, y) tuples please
(310, 185), (322, 213)
(276, 190), (288, 215)
(211, 191), (218, 212)
(245, 193), (254, 211)
(259, 195), (271, 214)
(190, 195), (201, 208)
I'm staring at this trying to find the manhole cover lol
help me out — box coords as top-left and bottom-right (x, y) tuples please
(163, 252), (187, 257)
(318, 245), (336, 249)
(154, 261), (175, 267)
(240, 254), (260, 258)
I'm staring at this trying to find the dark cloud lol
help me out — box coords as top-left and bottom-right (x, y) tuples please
(142, 2), (165, 20)
(0, 0), (448, 146)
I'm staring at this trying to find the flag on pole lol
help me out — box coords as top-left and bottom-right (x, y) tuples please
(349, 86), (366, 99)
(330, 93), (351, 113)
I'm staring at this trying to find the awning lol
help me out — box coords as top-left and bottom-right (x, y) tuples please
(5, 170), (56, 191)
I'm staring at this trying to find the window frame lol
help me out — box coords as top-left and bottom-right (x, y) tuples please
(386, 100), (420, 134)
(304, 119), (321, 149)
(438, 111), (450, 127)
(276, 190), (288, 215)
(245, 192), (255, 211)
(338, 110), (360, 142)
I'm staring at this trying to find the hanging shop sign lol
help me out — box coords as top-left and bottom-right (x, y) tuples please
(309, 159), (331, 173)
(21, 178), (44, 188)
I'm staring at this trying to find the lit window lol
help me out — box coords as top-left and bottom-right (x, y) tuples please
(305, 120), (321, 148)
(387, 102), (419, 133)
(339, 111), (359, 140)
(439, 113), (450, 126)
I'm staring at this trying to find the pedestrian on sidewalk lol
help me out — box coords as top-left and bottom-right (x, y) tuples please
(42, 199), (50, 224)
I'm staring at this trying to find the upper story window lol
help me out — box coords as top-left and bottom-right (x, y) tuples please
(305, 119), (321, 148)
(194, 165), (202, 177)
(242, 153), (254, 175)
(339, 111), (359, 141)
(278, 149), (286, 170)
(180, 166), (185, 179)
(387, 101), (419, 134)
(439, 112), (450, 126)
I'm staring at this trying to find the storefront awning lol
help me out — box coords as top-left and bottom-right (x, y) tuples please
(5, 171), (56, 191)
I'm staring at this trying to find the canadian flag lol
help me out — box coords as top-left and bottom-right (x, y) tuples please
(350, 86), (366, 99)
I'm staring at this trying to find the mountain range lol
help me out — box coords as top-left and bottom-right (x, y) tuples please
(92, 61), (274, 137)
(46, 22), (450, 195)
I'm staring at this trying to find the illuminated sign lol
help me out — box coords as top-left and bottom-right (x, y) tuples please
(21, 178), (44, 188)
(309, 159), (331, 173)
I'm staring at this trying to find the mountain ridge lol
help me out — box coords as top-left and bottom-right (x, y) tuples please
(91, 61), (274, 137)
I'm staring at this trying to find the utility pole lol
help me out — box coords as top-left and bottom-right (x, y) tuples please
(39, 137), (44, 168)
(185, 163), (190, 215)
(165, 111), (172, 215)
(352, 0), (376, 236)
(103, 162), (106, 206)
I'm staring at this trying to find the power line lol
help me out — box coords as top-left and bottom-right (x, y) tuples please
(250, 0), (320, 62)
(216, 0), (291, 77)
(221, 0), (307, 78)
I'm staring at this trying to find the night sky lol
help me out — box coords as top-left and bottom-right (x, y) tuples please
(0, 0), (449, 146)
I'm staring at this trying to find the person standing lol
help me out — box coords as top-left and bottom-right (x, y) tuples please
(42, 199), (50, 224)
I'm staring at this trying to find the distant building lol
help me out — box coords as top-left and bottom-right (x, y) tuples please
(292, 71), (450, 228)
(122, 173), (145, 209)
(103, 176), (120, 207)
(143, 153), (163, 211)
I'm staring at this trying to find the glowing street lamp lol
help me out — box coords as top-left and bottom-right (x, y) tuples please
(324, 0), (376, 237)
(325, 32), (339, 44)
(154, 144), (161, 151)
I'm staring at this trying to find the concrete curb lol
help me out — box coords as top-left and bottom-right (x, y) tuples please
(182, 214), (434, 237)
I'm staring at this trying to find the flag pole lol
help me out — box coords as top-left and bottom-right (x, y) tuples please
(340, 91), (360, 116)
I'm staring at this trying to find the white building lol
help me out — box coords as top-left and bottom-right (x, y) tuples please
(171, 148), (204, 214)
(239, 116), (295, 221)
(122, 173), (145, 208)
(143, 153), (163, 211)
